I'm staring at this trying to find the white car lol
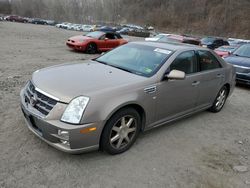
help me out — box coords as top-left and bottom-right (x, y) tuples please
(80, 25), (95, 32)
(56, 22), (70, 29)
(145, 34), (170, 42)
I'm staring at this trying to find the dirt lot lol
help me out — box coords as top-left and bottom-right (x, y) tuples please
(0, 22), (250, 188)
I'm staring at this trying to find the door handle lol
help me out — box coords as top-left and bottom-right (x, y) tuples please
(192, 81), (200, 86)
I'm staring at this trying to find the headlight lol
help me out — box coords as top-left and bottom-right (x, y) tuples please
(61, 96), (90, 124)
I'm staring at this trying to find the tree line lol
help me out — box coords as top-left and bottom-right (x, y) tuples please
(1, 0), (250, 38)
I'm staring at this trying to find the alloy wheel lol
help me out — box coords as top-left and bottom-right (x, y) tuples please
(109, 115), (137, 150)
(215, 88), (227, 110)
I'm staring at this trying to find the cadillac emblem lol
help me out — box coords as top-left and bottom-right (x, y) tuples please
(30, 94), (38, 107)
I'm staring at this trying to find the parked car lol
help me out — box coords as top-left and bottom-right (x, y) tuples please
(20, 42), (235, 154)
(80, 25), (95, 32)
(0, 16), (3, 21)
(116, 27), (133, 35)
(56, 22), (70, 29)
(145, 34), (170, 42)
(31, 18), (48, 25)
(99, 26), (116, 32)
(224, 44), (250, 85)
(155, 34), (201, 46)
(214, 45), (239, 58)
(45, 20), (58, 26)
(228, 38), (250, 46)
(5, 15), (28, 23)
(201, 37), (229, 50)
(66, 31), (128, 53)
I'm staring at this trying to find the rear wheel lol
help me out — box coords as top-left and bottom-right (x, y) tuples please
(86, 43), (97, 54)
(101, 108), (141, 155)
(209, 86), (228, 113)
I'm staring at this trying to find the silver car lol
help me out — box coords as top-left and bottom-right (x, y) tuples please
(20, 42), (236, 155)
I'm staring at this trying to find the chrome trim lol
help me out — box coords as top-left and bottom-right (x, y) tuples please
(34, 86), (60, 101)
(144, 86), (157, 94)
(233, 65), (250, 69)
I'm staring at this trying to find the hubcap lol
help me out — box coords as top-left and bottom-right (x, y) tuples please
(109, 116), (137, 149)
(215, 89), (226, 109)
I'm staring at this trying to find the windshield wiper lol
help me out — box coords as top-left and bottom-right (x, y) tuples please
(108, 64), (134, 74)
(94, 59), (107, 65)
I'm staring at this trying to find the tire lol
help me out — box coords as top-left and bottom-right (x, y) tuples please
(101, 108), (141, 155)
(86, 43), (97, 54)
(209, 86), (228, 113)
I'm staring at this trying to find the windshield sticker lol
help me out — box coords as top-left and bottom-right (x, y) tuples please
(154, 48), (172, 55)
(144, 67), (152, 73)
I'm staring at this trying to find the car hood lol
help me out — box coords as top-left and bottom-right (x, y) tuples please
(32, 60), (146, 103)
(69, 35), (92, 42)
(224, 55), (250, 67)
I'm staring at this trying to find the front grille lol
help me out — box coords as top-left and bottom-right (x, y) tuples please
(235, 66), (250, 74)
(24, 81), (57, 116)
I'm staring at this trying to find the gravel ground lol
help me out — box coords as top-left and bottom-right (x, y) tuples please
(0, 22), (250, 188)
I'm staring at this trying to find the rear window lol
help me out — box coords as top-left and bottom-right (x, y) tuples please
(197, 51), (221, 71)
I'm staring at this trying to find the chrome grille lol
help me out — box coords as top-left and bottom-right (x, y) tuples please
(234, 65), (250, 74)
(24, 81), (57, 116)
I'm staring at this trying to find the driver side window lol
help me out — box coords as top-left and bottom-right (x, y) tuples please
(169, 51), (197, 74)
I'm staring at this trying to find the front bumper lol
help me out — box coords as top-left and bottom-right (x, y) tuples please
(66, 42), (86, 51)
(20, 88), (104, 154)
(236, 73), (250, 85)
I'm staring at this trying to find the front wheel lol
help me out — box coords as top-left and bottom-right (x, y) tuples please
(209, 86), (228, 113)
(86, 43), (97, 54)
(101, 108), (141, 155)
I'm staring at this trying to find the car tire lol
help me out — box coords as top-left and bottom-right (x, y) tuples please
(101, 108), (141, 155)
(209, 86), (228, 113)
(86, 43), (97, 54)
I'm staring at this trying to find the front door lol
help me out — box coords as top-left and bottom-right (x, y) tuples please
(154, 51), (200, 125)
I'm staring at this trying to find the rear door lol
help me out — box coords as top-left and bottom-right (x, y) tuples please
(195, 50), (224, 108)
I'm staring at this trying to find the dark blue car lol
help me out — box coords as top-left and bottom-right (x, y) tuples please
(99, 26), (116, 32)
(224, 44), (250, 85)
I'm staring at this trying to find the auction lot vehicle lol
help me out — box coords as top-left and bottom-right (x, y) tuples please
(5, 15), (28, 23)
(159, 34), (201, 46)
(214, 45), (239, 58)
(201, 37), (229, 50)
(20, 42), (235, 155)
(145, 33), (170, 41)
(224, 44), (250, 85)
(66, 31), (128, 53)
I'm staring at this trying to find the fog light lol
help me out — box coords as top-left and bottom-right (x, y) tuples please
(58, 130), (69, 141)
(60, 140), (70, 146)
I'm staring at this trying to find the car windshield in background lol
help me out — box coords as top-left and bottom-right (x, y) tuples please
(86, 31), (103, 38)
(217, 46), (237, 52)
(233, 44), (250, 58)
(95, 43), (173, 77)
(201, 37), (215, 44)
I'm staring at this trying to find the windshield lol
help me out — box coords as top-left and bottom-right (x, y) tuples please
(95, 43), (173, 77)
(233, 44), (250, 58)
(86, 31), (104, 38)
(154, 34), (165, 39)
(216, 46), (237, 52)
(201, 37), (215, 44)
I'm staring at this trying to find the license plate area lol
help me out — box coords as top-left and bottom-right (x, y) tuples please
(29, 116), (43, 136)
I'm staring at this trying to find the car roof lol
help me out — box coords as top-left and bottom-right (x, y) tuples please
(131, 41), (205, 52)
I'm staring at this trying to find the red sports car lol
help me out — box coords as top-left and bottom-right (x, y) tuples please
(66, 31), (128, 53)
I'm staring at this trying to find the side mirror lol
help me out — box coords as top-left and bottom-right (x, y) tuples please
(104, 38), (109, 41)
(165, 70), (185, 80)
